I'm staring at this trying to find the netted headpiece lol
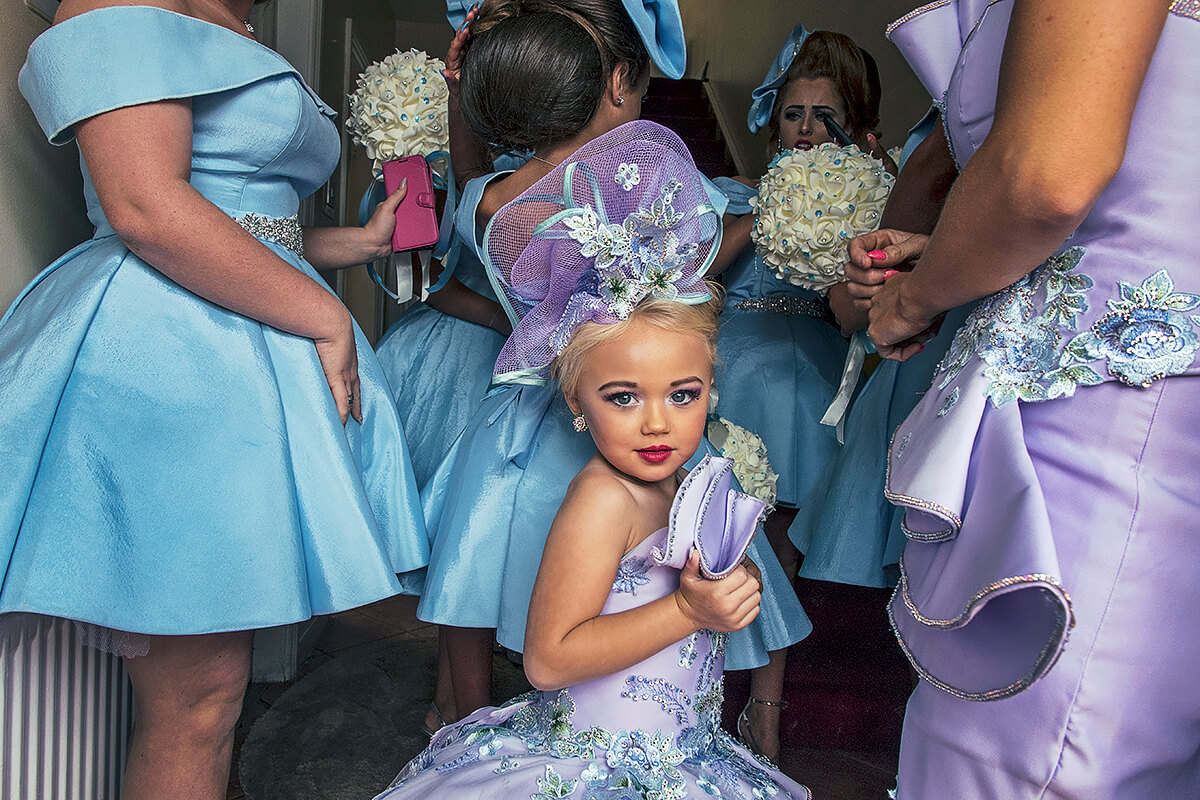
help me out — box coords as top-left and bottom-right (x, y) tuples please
(489, 120), (722, 384)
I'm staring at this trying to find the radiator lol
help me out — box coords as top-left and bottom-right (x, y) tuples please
(0, 617), (133, 800)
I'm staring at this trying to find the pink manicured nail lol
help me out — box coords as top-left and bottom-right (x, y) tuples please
(868, 250), (888, 260)
(882, 269), (899, 279)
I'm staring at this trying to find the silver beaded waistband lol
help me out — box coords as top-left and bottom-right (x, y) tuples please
(235, 212), (304, 258)
(733, 295), (835, 324)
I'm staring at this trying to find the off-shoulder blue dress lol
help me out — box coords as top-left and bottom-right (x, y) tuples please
(374, 173), (510, 489)
(709, 178), (848, 510)
(0, 7), (427, 638)
(417, 173), (812, 671)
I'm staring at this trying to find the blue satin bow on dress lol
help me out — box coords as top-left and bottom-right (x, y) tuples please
(445, 0), (687, 80)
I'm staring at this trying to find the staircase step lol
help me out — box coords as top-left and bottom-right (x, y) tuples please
(643, 113), (721, 140)
(642, 94), (712, 116)
(646, 76), (705, 98)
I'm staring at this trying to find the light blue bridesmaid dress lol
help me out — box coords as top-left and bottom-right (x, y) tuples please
(374, 173), (511, 489)
(710, 178), (849, 510)
(0, 7), (427, 637)
(417, 173), (812, 671)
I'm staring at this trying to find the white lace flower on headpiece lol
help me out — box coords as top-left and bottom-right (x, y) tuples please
(615, 162), (641, 191)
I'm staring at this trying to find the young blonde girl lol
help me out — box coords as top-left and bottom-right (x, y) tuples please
(417, 0), (810, 742)
(376, 294), (811, 799)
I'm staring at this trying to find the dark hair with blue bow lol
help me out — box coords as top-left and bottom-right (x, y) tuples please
(458, 0), (650, 152)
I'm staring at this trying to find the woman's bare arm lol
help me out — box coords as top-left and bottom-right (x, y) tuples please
(869, 0), (1169, 355)
(76, 99), (362, 422)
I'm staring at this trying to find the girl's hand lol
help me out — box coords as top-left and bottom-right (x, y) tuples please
(360, 180), (407, 261)
(675, 551), (761, 633)
(844, 229), (929, 310)
(314, 308), (362, 424)
(868, 271), (940, 362)
(443, 5), (477, 86)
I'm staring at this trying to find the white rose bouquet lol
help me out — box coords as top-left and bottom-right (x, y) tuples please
(750, 143), (894, 293)
(707, 417), (778, 508)
(346, 49), (449, 178)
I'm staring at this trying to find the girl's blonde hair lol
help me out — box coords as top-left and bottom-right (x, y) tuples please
(551, 288), (724, 400)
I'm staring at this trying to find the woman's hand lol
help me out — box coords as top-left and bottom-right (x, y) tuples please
(867, 271), (940, 362)
(443, 5), (477, 86)
(827, 281), (867, 335)
(844, 228), (929, 310)
(313, 307), (362, 424)
(360, 181), (408, 260)
(866, 133), (899, 177)
(675, 550), (761, 633)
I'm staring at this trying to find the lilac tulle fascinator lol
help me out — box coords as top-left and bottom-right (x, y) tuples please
(652, 454), (766, 579)
(747, 22), (811, 133)
(488, 120), (722, 385)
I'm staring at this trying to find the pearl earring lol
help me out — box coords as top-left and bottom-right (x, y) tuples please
(572, 413), (588, 432)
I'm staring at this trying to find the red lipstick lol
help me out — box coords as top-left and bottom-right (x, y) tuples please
(636, 446), (673, 464)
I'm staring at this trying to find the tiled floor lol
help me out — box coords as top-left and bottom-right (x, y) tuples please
(227, 585), (907, 799)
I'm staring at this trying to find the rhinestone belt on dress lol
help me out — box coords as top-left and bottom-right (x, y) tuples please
(235, 212), (304, 258)
(732, 295), (836, 325)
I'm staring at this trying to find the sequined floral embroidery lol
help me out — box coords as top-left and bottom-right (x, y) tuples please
(935, 247), (1095, 406)
(622, 676), (692, 727)
(896, 432), (911, 459)
(936, 387), (960, 418)
(613, 555), (653, 595)
(561, 180), (700, 320)
(389, 632), (788, 799)
(535, 765), (579, 798)
(615, 162), (641, 191)
(1056, 269), (1200, 388)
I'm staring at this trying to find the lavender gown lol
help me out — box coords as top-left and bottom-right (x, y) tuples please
(885, 2), (1200, 797)
(375, 456), (810, 800)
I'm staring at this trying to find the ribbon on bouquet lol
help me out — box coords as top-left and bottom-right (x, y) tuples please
(357, 150), (461, 303)
(820, 329), (873, 444)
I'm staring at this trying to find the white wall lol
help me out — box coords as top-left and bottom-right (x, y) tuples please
(680, 0), (931, 177)
(1, 6), (92, 310)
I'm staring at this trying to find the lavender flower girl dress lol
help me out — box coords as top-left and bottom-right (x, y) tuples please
(375, 455), (810, 800)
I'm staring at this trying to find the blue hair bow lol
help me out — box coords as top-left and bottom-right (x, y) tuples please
(445, 0), (686, 80)
(747, 22), (811, 133)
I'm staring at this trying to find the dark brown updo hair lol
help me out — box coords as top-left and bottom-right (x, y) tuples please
(767, 30), (882, 149)
(459, 0), (650, 152)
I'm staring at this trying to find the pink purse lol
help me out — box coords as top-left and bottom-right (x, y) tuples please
(382, 155), (440, 252)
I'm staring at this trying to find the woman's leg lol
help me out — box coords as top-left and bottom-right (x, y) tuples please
(121, 630), (253, 800)
(443, 625), (494, 721)
(425, 629), (458, 732)
(741, 507), (800, 762)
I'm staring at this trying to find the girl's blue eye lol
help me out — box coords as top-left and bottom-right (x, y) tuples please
(670, 389), (701, 405)
(606, 391), (637, 406)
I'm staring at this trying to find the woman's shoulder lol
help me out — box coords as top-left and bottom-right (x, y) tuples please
(55, 0), (191, 23)
(20, 2), (297, 145)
